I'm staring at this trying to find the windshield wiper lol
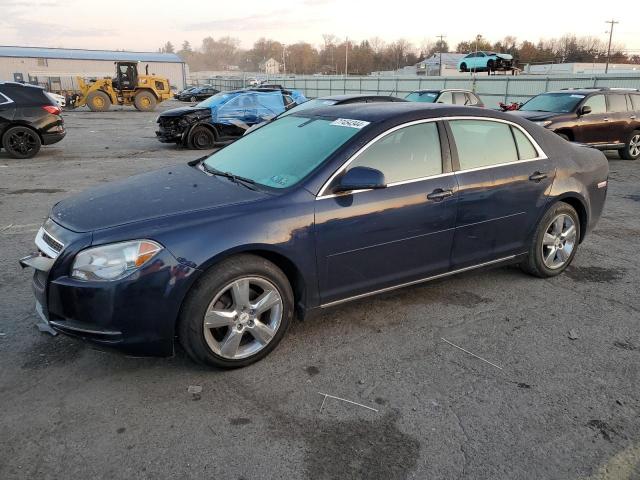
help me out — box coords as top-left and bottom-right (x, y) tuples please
(201, 162), (259, 191)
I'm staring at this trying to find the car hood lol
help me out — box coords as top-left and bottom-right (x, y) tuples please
(51, 163), (269, 233)
(507, 110), (559, 121)
(159, 106), (209, 119)
(495, 53), (513, 60)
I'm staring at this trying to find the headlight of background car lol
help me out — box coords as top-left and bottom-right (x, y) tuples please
(535, 120), (552, 127)
(71, 240), (163, 281)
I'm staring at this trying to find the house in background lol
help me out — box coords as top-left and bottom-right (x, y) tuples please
(259, 58), (281, 75)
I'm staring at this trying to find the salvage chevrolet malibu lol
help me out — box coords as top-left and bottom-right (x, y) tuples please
(20, 103), (608, 368)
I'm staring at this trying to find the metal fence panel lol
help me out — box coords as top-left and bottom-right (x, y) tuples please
(199, 74), (640, 109)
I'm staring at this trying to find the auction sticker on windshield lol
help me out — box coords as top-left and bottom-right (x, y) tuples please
(331, 118), (370, 129)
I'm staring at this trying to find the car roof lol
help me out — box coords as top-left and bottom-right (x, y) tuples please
(0, 81), (44, 90)
(296, 102), (516, 124)
(320, 94), (404, 103)
(409, 89), (475, 94)
(547, 88), (639, 95)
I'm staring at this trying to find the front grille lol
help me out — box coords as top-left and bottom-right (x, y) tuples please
(42, 230), (63, 253)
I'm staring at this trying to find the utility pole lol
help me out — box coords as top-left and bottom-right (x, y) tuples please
(473, 34), (482, 77)
(605, 19), (619, 74)
(282, 45), (286, 76)
(437, 34), (446, 76)
(345, 37), (349, 77)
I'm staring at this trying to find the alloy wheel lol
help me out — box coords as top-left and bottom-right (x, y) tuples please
(8, 130), (37, 156)
(541, 214), (577, 269)
(630, 134), (640, 158)
(203, 277), (283, 359)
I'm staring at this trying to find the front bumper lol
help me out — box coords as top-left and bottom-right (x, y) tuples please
(21, 222), (199, 356)
(156, 123), (186, 143)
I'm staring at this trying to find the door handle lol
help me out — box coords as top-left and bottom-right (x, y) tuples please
(529, 171), (548, 182)
(603, 117), (610, 122)
(427, 189), (454, 201)
(630, 115), (637, 120)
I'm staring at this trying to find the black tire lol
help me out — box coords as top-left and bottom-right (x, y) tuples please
(620, 130), (640, 160)
(187, 125), (216, 149)
(2, 126), (41, 159)
(521, 202), (581, 278)
(86, 91), (111, 112)
(460, 63), (468, 72)
(134, 91), (157, 112)
(178, 254), (294, 368)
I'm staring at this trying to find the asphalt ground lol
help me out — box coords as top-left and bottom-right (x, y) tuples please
(0, 100), (639, 480)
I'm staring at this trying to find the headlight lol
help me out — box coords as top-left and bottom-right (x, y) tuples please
(71, 240), (163, 281)
(535, 120), (552, 127)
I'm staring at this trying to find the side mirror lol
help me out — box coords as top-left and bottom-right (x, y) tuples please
(579, 105), (592, 116)
(333, 167), (386, 193)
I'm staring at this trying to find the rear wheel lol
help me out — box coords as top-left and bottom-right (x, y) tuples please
(2, 126), (41, 159)
(86, 91), (111, 112)
(178, 255), (294, 368)
(460, 63), (468, 72)
(134, 91), (157, 111)
(521, 202), (580, 278)
(187, 125), (216, 149)
(620, 130), (640, 160)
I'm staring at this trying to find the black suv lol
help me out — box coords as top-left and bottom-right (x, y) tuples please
(510, 88), (640, 160)
(0, 82), (65, 159)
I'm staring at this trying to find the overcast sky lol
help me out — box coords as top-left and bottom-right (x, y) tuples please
(1, 0), (638, 53)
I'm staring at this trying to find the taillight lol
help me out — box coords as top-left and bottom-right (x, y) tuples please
(42, 105), (61, 115)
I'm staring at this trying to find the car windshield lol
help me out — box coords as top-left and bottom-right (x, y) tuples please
(405, 91), (438, 103)
(520, 93), (584, 113)
(278, 98), (338, 118)
(203, 115), (363, 189)
(197, 92), (235, 108)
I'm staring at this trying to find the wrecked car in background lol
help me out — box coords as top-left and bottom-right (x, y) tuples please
(156, 87), (307, 149)
(458, 51), (514, 73)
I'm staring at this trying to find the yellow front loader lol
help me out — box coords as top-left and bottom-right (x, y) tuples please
(74, 62), (171, 112)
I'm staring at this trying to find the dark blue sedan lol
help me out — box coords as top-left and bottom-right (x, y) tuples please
(20, 103), (609, 367)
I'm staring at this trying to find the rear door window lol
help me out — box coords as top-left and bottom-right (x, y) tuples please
(347, 122), (442, 183)
(449, 120), (519, 169)
(437, 91), (453, 104)
(453, 92), (467, 105)
(466, 93), (479, 105)
(512, 127), (538, 160)
(583, 95), (606, 114)
(630, 94), (640, 111)
(607, 94), (628, 113)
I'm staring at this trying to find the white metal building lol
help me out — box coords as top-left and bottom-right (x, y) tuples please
(524, 62), (640, 75)
(0, 46), (187, 92)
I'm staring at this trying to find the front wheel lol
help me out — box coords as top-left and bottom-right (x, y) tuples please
(460, 63), (468, 72)
(134, 91), (157, 111)
(178, 255), (294, 368)
(521, 202), (580, 278)
(620, 130), (640, 160)
(187, 125), (216, 149)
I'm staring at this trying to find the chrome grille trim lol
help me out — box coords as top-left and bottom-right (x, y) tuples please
(35, 227), (64, 259)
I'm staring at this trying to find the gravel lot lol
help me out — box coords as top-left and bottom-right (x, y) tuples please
(1, 101), (639, 480)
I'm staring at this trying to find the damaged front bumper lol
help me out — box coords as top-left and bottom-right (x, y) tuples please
(20, 220), (199, 357)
